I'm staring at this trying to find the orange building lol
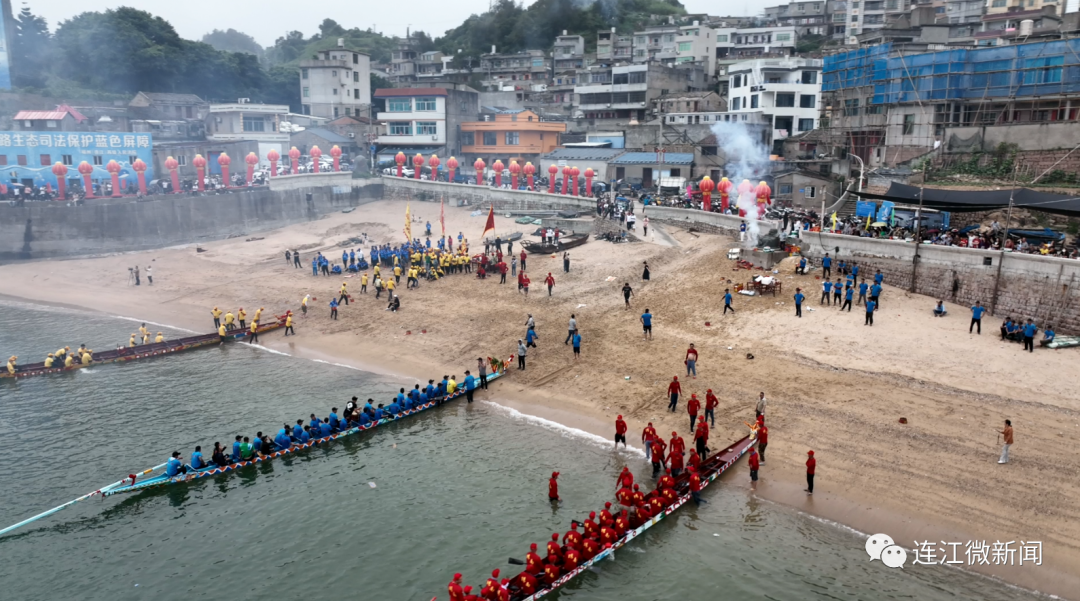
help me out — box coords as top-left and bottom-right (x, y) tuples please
(459, 109), (565, 167)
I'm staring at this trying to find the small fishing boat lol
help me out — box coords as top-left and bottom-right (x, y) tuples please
(520, 234), (589, 254)
(1, 317), (287, 379)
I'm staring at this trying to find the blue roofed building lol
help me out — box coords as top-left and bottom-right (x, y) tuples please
(0, 130), (153, 190)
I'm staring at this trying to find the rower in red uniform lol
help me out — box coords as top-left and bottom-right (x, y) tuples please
(563, 546), (582, 571)
(647, 490), (665, 515)
(687, 449), (701, 472)
(613, 510), (629, 537)
(463, 585), (479, 601)
(583, 511), (599, 539)
(694, 419), (709, 456)
(687, 394), (700, 431)
(546, 533), (562, 559)
(616, 485), (633, 506)
(617, 465), (634, 490)
(548, 471), (560, 501)
(581, 536), (600, 561)
(642, 422), (657, 461)
(658, 470), (675, 491)
(481, 569), (501, 600)
(497, 579), (511, 601)
(704, 389), (718, 427)
(563, 523), (583, 550)
(600, 501), (614, 525)
(650, 437), (667, 477)
(614, 415), (628, 448)
(669, 443), (685, 476)
(631, 483), (645, 507)
(513, 571), (537, 597)
(525, 543), (544, 575)
(599, 520), (618, 547)
(688, 467), (706, 505)
(669, 432), (686, 476)
(543, 558), (561, 585)
(448, 573), (466, 601)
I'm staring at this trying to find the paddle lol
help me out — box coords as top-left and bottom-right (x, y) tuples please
(508, 557), (526, 565)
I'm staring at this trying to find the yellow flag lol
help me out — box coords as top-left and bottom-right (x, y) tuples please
(404, 203), (412, 241)
(830, 212), (837, 231)
(866, 214), (872, 229)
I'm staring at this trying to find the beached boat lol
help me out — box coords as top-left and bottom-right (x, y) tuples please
(103, 366), (510, 497)
(437, 431), (756, 601)
(1, 318), (287, 379)
(520, 234), (589, 254)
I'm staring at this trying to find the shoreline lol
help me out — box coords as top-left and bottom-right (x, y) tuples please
(2, 201), (1077, 599)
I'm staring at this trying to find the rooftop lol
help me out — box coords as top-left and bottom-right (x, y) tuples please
(293, 128), (352, 144)
(611, 152), (694, 165)
(374, 88), (450, 98)
(13, 104), (89, 123)
(542, 148), (626, 161)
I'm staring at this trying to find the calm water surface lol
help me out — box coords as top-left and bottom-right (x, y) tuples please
(0, 302), (1043, 600)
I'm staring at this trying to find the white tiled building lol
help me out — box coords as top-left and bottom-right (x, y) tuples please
(299, 42), (371, 119)
(727, 58), (822, 154)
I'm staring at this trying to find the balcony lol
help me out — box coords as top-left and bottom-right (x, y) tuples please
(377, 133), (445, 145)
(462, 143), (549, 154)
(299, 59), (350, 69)
(208, 131), (288, 143)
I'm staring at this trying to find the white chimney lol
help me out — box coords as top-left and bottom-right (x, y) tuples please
(611, 27), (616, 33)
(693, 20), (699, 26)
(563, 30), (568, 36)
(492, 45), (496, 54)
(337, 38), (345, 48)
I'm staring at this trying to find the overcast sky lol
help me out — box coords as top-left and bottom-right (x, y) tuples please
(29, 0), (774, 47)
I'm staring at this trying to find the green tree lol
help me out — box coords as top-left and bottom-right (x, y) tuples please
(10, 6), (53, 89)
(201, 29), (265, 60)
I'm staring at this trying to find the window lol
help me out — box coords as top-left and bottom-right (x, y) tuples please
(732, 75), (741, 88)
(732, 97), (742, 110)
(902, 113), (915, 134)
(776, 93), (796, 107)
(716, 34), (728, 42)
(353, 53), (359, 64)
(177, 155), (187, 166)
(483, 132), (498, 145)
(801, 71), (818, 84)
(798, 118), (815, 131)
(388, 98), (412, 112)
(807, 186), (816, 198)
(779, 184), (793, 194)
(333, 107), (339, 117)
(17, 155), (27, 166)
(416, 122), (437, 135)
(702, 146), (718, 155)
(0, 156), (7, 166)
(354, 72), (359, 82)
(344, 108), (351, 116)
(844, 98), (860, 116)
(416, 97), (437, 111)
(886, 0), (897, 8)
(332, 88), (338, 95)
(331, 70), (337, 77)
(303, 87), (310, 98)
(669, 168), (681, 177)
(92, 156), (103, 166)
(991, 0), (1004, 5)
(751, 95), (759, 109)
(866, 98), (883, 114)
(354, 89), (359, 99)
(302, 68), (309, 79)
(613, 73), (629, 84)
(388, 122), (412, 135)
(800, 95), (816, 108)
(46, 120), (57, 128)
(243, 117), (265, 132)
(834, 12), (847, 22)
(186, 106), (193, 118)
(505, 132), (520, 145)
(39, 154), (51, 166)
(852, 14), (860, 21)
(461, 132), (475, 146)
(776, 33), (792, 41)
(61, 154), (73, 165)
(678, 42), (692, 52)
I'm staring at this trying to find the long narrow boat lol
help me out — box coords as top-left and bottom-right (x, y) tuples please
(2, 317), (287, 379)
(103, 365), (510, 496)
(435, 431), (756, 601)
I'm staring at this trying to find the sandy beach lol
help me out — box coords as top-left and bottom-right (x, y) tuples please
(3, 199), (1078, 598)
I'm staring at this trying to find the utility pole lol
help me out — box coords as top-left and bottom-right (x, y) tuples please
(989, 163), (1020, 315)
(909, 175), (926, 293)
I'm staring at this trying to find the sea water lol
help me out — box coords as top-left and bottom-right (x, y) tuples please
(0, 302), (1043, 600)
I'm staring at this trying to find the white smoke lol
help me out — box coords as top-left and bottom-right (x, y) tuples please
(710, 120), (771, 248)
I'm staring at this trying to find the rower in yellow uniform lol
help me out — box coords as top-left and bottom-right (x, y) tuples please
(142, 330), (150, 344)
(339, 282), (349, 305)
(6, 356), (16, 375)
(64, 353), (74, 368)
(56, 346), (70, 362)
(284, 313), (294, 336)
(212, 307), (223, 328)
(219, 323), (228, 344)
(393, 265), (402, 284)
(224, 311), (236, 331)
(237, 308), (247, 329)
(129, 334), (138, 347)
(80, 349), (93, 365)
(385, 277), (396, 298)
(155, 332), (164, 343)
(254, 307), (264, 324)
(139, 323), (149, 340)
(248, 320), (260, 344)
(373, 265), (381, 278)
(44, 353), (55, 368)
(360, 273), (368, 294)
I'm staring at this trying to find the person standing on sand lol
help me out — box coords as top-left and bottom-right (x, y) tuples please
(285, 250), (291, 264)
(748, 447), (759, 486)
(684, 343), (698, 378)
(704, 389), (718, 427)
(614, 415), (628, 448)
(572, 330), (581, 360)
(970, 301), (985, 334)
(146, 266), (153, 285)
(723, 288), (735, 314)
(545, 273), (555, 296)
(622, 283), (634, 308)
(757, 423), (768, 463)
(134, 265), (141, 286)
(821, 253), (832, 279)
(330, 298), (339, 320)
(643, 216), (649, 237)
(642, 261), (650, 281)
(865, 298), (876, 326)
(820, 279), (832, 306)
(998, 419), (1014, 464)
(794, 288), (804, 318)
(755, 392), (767, 419)
(563, 252), (570, 273)
(517, 340), (527, 370)
(687, 394), (700, 431)
(212, 307), (222, 329)
(805, 450), (816, 494)
(284, 312), (294, 336)
(293, 250), (301, 268)
(667, 376), (681, 412)
(520, 250), (528, 272)
(477, 358), (488, 390)
(564, 315), (577, 345)
(641, 308), (652, 340)
(642, 422), (657, 461)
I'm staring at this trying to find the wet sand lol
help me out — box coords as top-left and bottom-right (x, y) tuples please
(2, 199), (1078, 598)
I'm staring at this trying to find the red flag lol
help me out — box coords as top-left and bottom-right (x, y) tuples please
(482, 205), (495, 239)
(440, 196), (446, 236)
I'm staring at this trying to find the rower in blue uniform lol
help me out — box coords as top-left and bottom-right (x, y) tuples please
(293, 420), (304, 440)
(299, 425), (312, 443)
(387, 399), (402, 414)
(252, 432), (264, 454)
(425, 380), (435, 398)
(396, 388), (406, 405)
(166, 452), (187, 477)
(319, 421), (333, 438)
(328, 408), (341, 431)
(373, 404), (385, 420)
(274, 429), (292, 450)
(190, 446), (206, 469)
(231, 435), (243, 462)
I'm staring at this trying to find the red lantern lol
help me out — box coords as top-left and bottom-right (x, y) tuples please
(523, 162), (535, 190)
(547, 164), (558, 193)
(755, 181), (772, 219)
(584, 167), (595, 197)
(330, 145), (342, 172)
(570, 166), (580, 197)
(474, 158), (485, 185)
(446, 156), (459, 183)
(288, 147), (301, 174)
(717, 177), (732, 213)
(267, 149), (280, 178)
(106, 160), (122, 197)
(429, 154), (440, 180)
(310, 146), (322, 174)
(699, 176), (715, 212)
(737, 179), (753, 217)
(395, 151), (407, 178)
(132, 159), (148, 196)
(78, 161), (95, 198)
(492, 160), (504, 188)
(561, 166), (571, 196)
(217, 152), (232, 188)
(51, 162), (68, 200)
(245, 152), (259, 186)
(164, 156), (180, 194)
(509, 160), (521, 189)
(412, 154), (423, 180)
(192, 154), (207, 192)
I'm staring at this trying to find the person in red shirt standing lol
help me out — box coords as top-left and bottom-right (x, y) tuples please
(525, 543), (544, 575)
(448, 573), (466, 601)
(616, 465), (634, 490)
(704, 389), (718, 427)
(684, 343), (699, 378)
(669, 443), (684, 477)
(616, 485), (633, 506)
(614, 415), (628, 449)
(631, 483), (645, 507)
(687, 449), (701, 472)
(642, 422), (657, 461)
(546, 532), (562, 560)
(667, 376), (681, 412)
(522, 273), (531, 297)
(517, 269), (525, 292)
(497, 261), (508, 284)
(548, 471), (560, 502)
(563, 523), (583, 551)
(806, 450), (816, 494)
(688, 467), (706, 505)
(520, 249), (527, 271)
(757, 423), (768, 463)
(748, 447), (760, 487)
(650, 437), (667, 477)
(545, 272), (555, 296)
(687, 393), (700, 431)
(694, 419), (709, 457)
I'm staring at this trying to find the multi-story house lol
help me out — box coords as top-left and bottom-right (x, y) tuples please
(416, 51), (449, 80)
(573, 63), (706, 124)
(986, 0), (1059, 15)
(769, 1), (830, 35)
(597, 28), (634, 64)
(373, 86), (479, 162)
(478, 50), (551, 91)
(675, 22), (718, 77)
(829, 1), (850, 39)
(945, 0), (984, 24)
(727, 57), (823, 154)
(299, 42), (371, 119)
(632, 26), (681, 63)
(388, 35), (420, 83)
(848, 0), (889, 36)
(459, 108), (566, 170)
(715, 26), (799, 57)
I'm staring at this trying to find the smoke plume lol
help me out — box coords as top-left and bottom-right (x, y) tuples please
(709, 120), (770, 247)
